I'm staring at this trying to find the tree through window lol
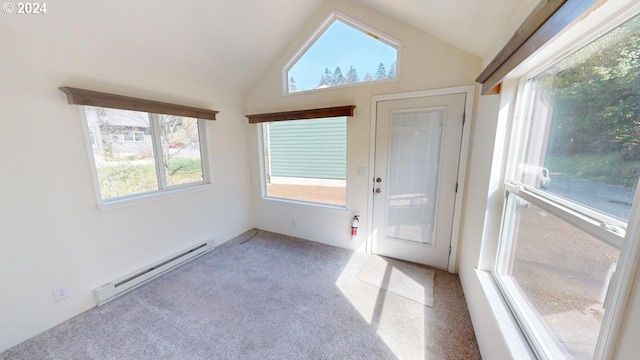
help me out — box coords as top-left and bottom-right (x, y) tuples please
(494, 12), (640, 359)
(285, 13), (399, 94)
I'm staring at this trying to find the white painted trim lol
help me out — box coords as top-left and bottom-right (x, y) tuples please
(475, 269), (536, 359)
(520, 181), (629, 231)
(493, 190), (618, 359)
(506, 184), (625, 249)
(370, 86), (475, 103)
(494, 275), (567, 360)
(477, 78), (520, 271)
(257, 123), (269, 199)
(449, 87), (475, 273)
(282, 10), (402, 96)
(78, 107), (105, 205)
(270, 176), (346, 187)
(97, 183), (214, 212)
(367, 96), (378, 256)
(597, 178), (640, 359)
(368, 85), (475, 273)
(261, 196), (349, 212)
(149, 113), (167, 189)
(198, 119), (213, 185)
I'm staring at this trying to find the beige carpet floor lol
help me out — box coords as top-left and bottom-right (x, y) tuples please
(357, 255), (435, 307)
(1, 229), (481, 360)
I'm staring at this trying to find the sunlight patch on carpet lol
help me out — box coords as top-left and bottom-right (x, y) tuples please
(357, 255), (435, 307)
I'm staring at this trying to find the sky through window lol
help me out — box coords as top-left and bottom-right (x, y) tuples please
(287, 18), (398, 93)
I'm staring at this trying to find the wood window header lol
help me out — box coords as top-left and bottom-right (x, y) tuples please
(59, 87), (219, 120)
(246, 105), (356, 124)
(476, 0), (603, 95)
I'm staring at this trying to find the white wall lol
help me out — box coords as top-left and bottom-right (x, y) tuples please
(457, 88), (534, 359)
(481, 0), (540, 68)
(0, 28), (254, 351)
(244, 0), (480, 251)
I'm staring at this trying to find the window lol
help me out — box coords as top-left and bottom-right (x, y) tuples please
(84, 106), (208, 202)
(123, 130), (145, 142)
(494, 12), (640, 359)
(262, 117), (346, 206)
(285, 12), (398, 94)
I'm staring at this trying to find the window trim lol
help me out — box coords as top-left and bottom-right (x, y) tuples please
(494, 260), (569, 359)
(504, 184), (624, 248)
(78, 107), (212, 210)
(281, 10), (401, 96)
(246, 105), (355, 123)
(257, 116), (348, 209)
(60, 87), (219, 120)
(476, 0), (604, 95)
(486, 3), (640, 358)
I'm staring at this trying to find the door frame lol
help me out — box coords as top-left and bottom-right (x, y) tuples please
(367, 86), (475, 273)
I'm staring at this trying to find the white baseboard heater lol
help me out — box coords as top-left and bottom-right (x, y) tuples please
(95, 240), (213, 305)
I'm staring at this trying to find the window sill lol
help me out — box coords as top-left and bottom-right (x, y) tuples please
(97, 183), (214, 212)
(474, 269), (536, 360)
(262, 196), (349, 212)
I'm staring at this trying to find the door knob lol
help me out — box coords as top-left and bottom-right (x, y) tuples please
(376, 177), (382, 183)
(375, 188), (382, 193)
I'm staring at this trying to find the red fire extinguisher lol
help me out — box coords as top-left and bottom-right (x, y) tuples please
(351, 215), (360, 241)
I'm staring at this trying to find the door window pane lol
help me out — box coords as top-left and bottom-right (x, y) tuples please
(516, 14), (640, 221)
(386, 110), (442, 244)
(497, 194), (619, 359)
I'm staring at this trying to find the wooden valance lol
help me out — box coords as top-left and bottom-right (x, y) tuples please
(59, 87), (219, 120)
(476, 0), (604, 95)
(246, 105), (356, 124)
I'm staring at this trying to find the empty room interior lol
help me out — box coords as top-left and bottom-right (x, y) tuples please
(3, 0), (640, 359)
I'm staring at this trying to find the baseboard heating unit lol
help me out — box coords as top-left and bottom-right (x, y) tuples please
(95, 240), (214, 305)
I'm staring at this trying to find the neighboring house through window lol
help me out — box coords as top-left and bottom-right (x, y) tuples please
(83, 106), (208, 202)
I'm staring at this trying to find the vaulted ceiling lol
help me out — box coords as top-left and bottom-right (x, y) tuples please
(1, 0), (533, 94)
(356, 0), (536, 58)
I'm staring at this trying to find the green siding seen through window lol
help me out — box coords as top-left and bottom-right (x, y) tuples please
(266, 118), (346, 180)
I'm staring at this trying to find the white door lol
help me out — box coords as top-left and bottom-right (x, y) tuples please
(372, 94), (466, 268)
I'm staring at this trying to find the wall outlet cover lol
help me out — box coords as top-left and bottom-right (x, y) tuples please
(53, 286), (70, 302)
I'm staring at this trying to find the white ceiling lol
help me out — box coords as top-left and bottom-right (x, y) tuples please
(356, 0), (533, 58)
(1, 0), (533, 94)
(0, 0), (325, 94)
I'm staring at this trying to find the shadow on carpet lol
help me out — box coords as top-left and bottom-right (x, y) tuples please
(1, 229), (480, 360)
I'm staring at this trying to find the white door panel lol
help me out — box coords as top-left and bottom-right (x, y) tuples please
(372, 94), (465, 268)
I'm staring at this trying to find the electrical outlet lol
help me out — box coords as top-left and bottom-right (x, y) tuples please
(53, 286), (70, 302)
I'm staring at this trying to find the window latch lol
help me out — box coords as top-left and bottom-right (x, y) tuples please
(600, 222), (625, 237)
